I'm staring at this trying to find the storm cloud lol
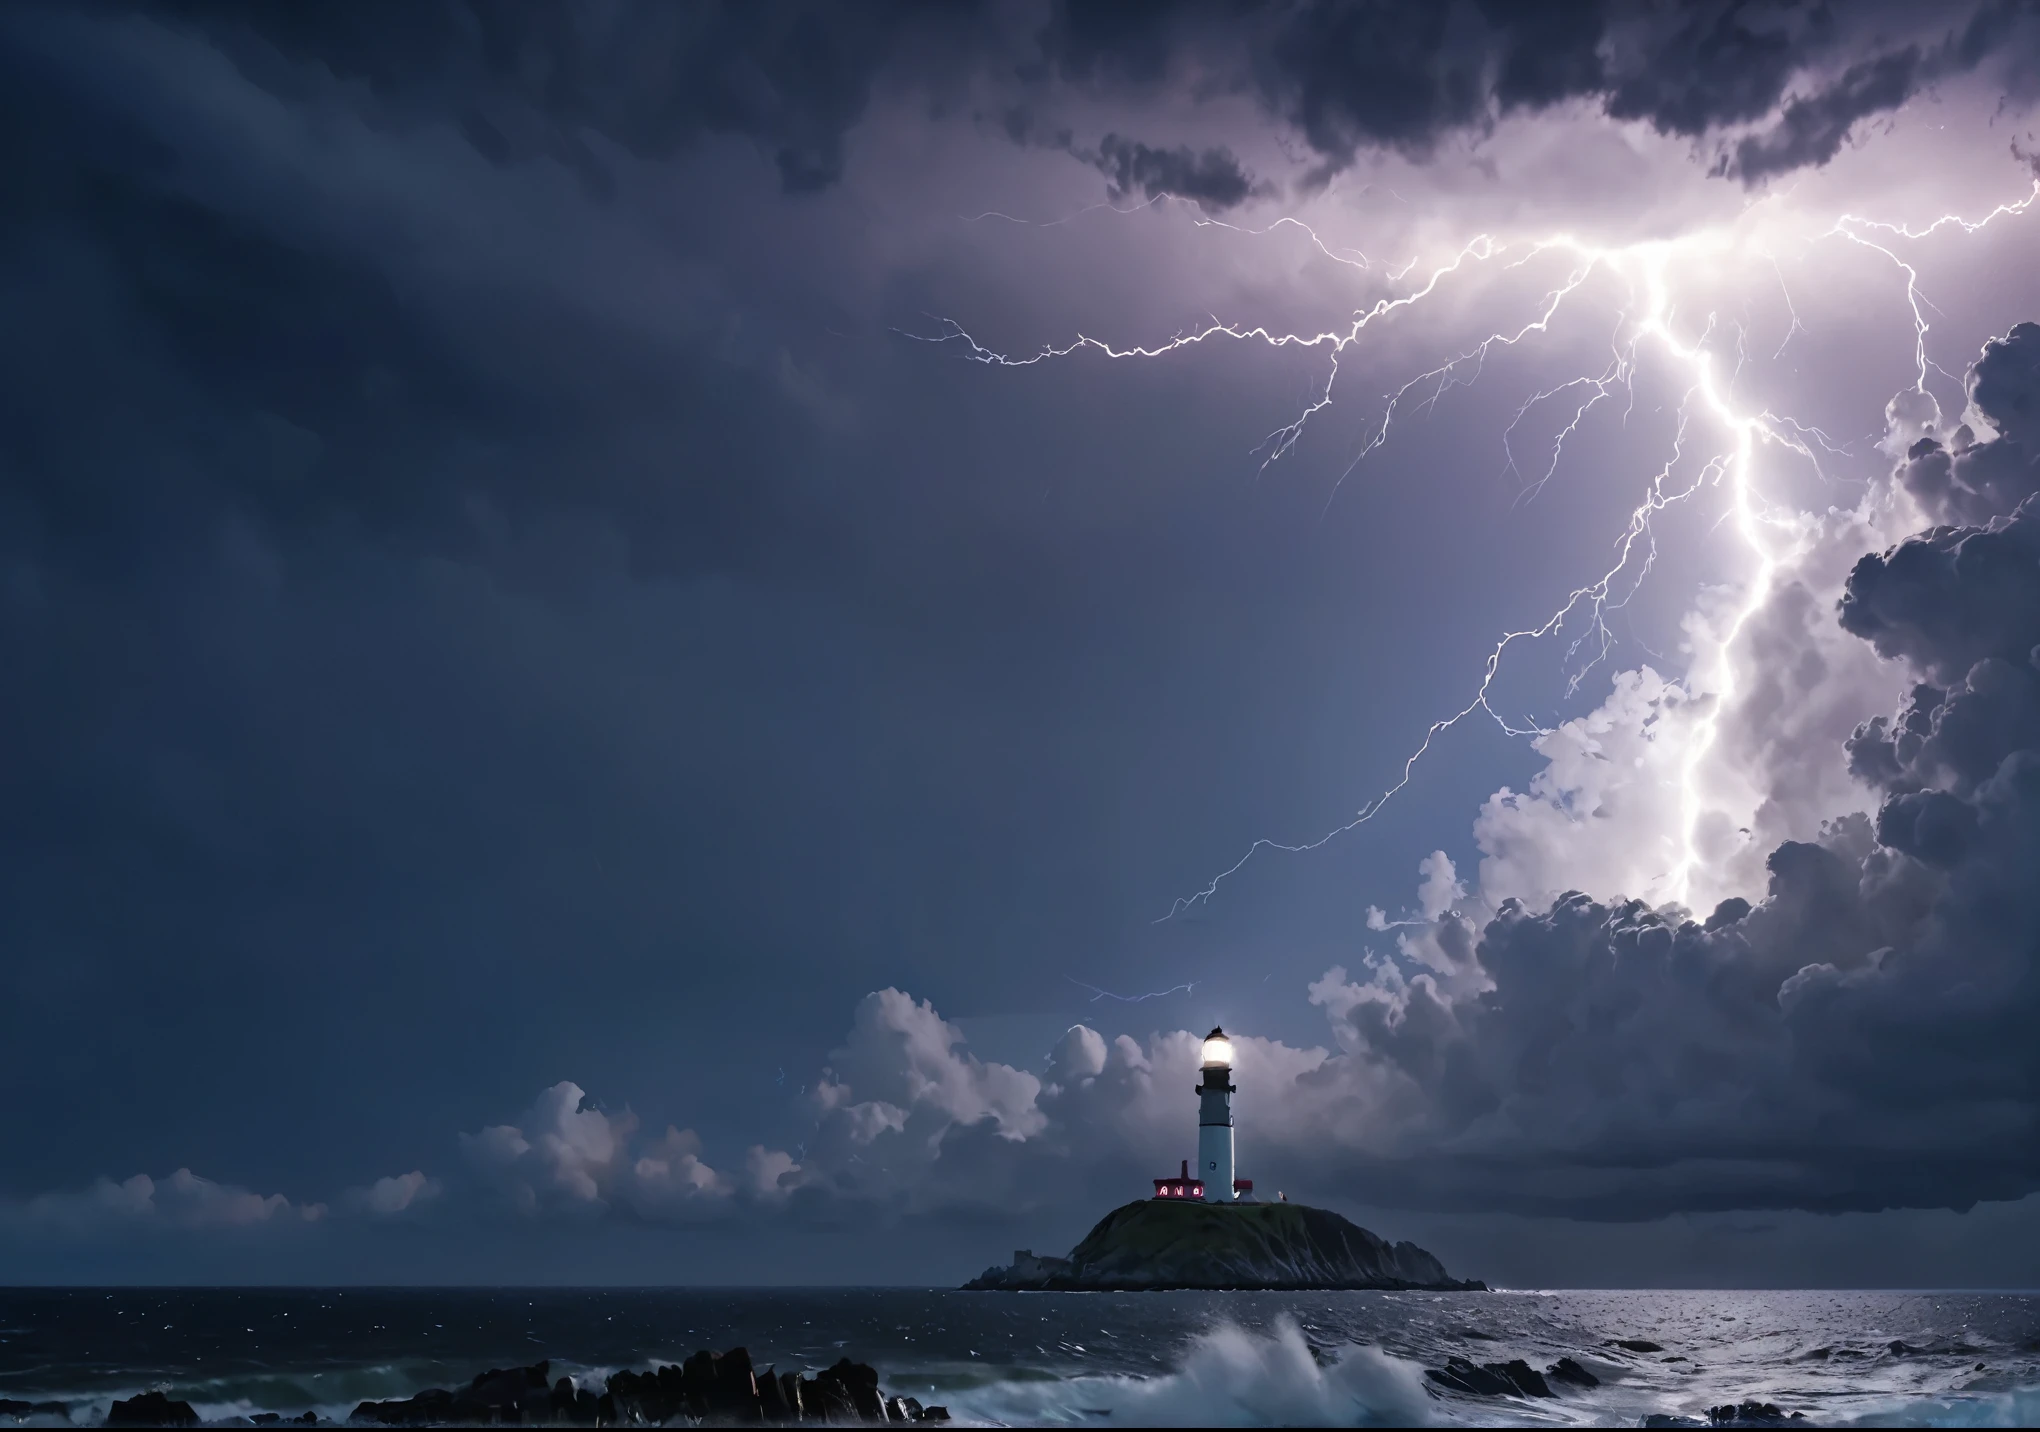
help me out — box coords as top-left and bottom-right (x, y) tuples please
(74, 0), (2040, 207)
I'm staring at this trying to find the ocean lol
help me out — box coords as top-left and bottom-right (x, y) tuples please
(1, 1287), (2036, 1426)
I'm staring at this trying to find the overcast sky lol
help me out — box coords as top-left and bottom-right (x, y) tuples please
(8, 0), (2040, 1288)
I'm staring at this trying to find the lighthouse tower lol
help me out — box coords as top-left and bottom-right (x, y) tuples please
(1197, 1027), (1236, 1202)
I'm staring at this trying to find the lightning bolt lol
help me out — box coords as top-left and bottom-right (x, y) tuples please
(906, 178), (2040, 919)
(1066, 976), (1196, 1003)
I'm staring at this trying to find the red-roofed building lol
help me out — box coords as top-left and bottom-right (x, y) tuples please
(1153, 1159), (1204, 1200)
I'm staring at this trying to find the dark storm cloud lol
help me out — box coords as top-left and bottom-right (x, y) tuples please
(1715, 45), (1924, 182)
(1082, 133), (1264, 210)
(1838, 512), (2040, 684)
(100, 0), (2040, 213)
(0, 9), (839, 580)
(1886, 324), (2040, 529)
(1037, 0), (2032, 187)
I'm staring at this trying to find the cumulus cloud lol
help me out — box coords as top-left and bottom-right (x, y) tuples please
(1475, 502), (1915, 916)
(457, 1080), (802, 1223)
(6, 1169), (326, 1235)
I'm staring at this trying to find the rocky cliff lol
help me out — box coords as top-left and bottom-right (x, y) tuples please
(964, 1198), (1484, 1291)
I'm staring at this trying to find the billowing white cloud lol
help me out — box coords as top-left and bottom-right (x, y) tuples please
(1474, 488), (1918, 917)
(458, 1080), (803, 1223)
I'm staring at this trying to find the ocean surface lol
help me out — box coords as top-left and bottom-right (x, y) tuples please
(1, 1287), (2037, 1426)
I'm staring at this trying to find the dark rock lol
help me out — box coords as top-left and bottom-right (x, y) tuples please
(799, 1374), (857, 1423)
(710, 1346), (762, 1419)
(1642, 1418), (1706, 1429)
(469, 1360), (550, 1407)
(609, 1364), (688, 1424)
(1888, 1340), (1916, 1355)
(817, 1358), (887, 1420)
(351, 1387), (499, 1426)
(683, 1347), (718, 1405)
(107, 1392), (199, 1427)
(348, 1346), (924, 1426)
(757, 1365), (791, 1423)
(545, 1376), (599, 1425)
(1546, 1356), (1599, 1388)
(1612, 1338), (1666, 1353)
(352, 1359), (556, 1426)
(1424, 1356), (1554, 1398)
(1706, 1401), (1809, 1426)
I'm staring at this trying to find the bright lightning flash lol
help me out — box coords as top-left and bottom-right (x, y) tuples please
(908, 180), (2040, 919)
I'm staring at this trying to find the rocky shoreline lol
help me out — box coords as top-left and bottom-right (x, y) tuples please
(91, 1348), (945, 1427)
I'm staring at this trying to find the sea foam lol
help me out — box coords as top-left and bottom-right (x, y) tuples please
(950, 1315), (1438, 1427)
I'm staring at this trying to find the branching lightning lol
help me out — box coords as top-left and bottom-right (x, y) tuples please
(907, 178), (2040, 920)
(1066, 977), (1196, 1003)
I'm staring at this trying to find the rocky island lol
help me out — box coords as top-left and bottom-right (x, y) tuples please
(964, 1197), (1484, 1291)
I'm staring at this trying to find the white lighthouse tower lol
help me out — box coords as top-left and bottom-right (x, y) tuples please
(1197, 1027), (1236, 1202)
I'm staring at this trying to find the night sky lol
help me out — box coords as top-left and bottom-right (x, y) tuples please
(8, 0), (2040, 1289)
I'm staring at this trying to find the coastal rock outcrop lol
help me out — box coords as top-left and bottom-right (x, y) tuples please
(964, 1199), (1483, 1291)
(1424, 1357), (1554, 1398)
(1421, 1354), (1602, 1399)
(349, 1349), (947, 1426)
(106, 1392), (199, 1426)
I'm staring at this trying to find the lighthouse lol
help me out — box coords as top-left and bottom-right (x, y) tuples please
(1150, 1026), (1255, 1201)
(1197, 1027), (1235, 1202)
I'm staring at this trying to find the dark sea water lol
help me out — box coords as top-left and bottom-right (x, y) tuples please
(1, 1287), (2036, 1426)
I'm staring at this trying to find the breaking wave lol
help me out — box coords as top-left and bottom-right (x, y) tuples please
(948, 1317), (1438, 1427)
